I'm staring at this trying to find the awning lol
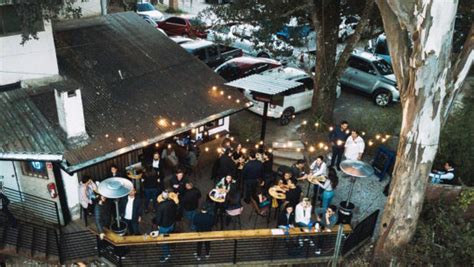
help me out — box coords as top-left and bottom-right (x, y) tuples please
(226, 74), (303, 96)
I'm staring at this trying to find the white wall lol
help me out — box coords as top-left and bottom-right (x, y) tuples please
(0, 160), (21, 192)
(0, 21), (59, 86)
(60, 170), (81, 221)
(59, 0), (102, 19)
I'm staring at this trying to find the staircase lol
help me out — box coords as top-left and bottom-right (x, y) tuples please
(272, 140), (306, 171)
(0, 217), (60, 264)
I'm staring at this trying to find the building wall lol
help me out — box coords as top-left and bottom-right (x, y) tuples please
(0, 21), (59, 86)
(60, 170), (81, 221)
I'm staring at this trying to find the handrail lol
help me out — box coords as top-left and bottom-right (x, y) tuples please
(90, 224), (352, 247)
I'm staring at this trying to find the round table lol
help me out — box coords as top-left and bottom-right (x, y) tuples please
(268, 186), (286, 200)
(126, 171), (143, 180)
(157, 192), (179, 204)
(306, 175), (327, 199)
(209, 189), (226, 203)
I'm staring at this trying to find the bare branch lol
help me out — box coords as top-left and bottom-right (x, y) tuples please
(281, 2), (312, 18)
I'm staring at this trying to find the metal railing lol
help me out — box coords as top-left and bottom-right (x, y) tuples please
(97, 229), (349, 266)
(2, 187), (61, 227)
(59, 230), (98, 264)
(342, 209), (380, 256)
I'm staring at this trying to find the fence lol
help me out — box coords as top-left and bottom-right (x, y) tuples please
(59, 230), (98, 264)
(3, 187), (60, 227)
(342, 209), (380, 256)
(95, 226), (352, 266)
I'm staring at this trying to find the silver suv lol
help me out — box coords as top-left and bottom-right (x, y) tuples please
(339, 50), (399, 106)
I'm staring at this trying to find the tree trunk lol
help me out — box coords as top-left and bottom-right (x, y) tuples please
(372, 0), (472, 263)
(311, 0), (340, 123)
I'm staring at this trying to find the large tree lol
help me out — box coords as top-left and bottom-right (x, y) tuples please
(201, 0), (376, 123)
(373, 0), (473, 262)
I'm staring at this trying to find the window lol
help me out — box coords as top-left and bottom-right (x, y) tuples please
(283, 86), (305, 96)
(0, 5), (44, 36)
(348, 57), (376, 74)
(21, 161), (49, 179)
(137, 3), (155, 12)
(373, 60), (393, 75)
(166, 17), (186, 25)
(216, 63), (240, 81)
(207, 45), (219, 58)
(297, 77), (314, 90)
(375, 39), (389, 55)
(193, 48), (207, 60)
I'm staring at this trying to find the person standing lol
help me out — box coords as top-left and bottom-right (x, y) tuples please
(344, 130), (365, 161)
(309, 156), (328, 204)
(0, 186), (17, 228)
(291, 159), (308, 180)
(95, 195), (111, 240)
(154, 191), (178, 263)
(150, 152), (164, 177)
(329, 121), (350, 170)
(180, 182), (202, 224)
(79, 175), (97, 226)
(215, 148), (237, 183)
(216, 175), (237, 193)
(170, 168), (188, 195)
(142, 168), (163, 213)
(119, 188), (142, 235)
(109, 165), (124, 177)
(313, 168), (339, 210)
(242, 150), (264, 204)
(192, 207), (215, 261)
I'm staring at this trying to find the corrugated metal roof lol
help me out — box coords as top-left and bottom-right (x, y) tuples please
(225, 74), (303, 95)
(0, 12), (247, 170)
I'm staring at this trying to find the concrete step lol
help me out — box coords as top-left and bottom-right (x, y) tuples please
(273, 158), (296, 169)
(46, 228), (60, 264)
(32, 226), (48, 261)
(272, 140), (305, 150)
(2, 224), (19, 254)
(272, 150), (304, 161)
(17, 224), (34, 258)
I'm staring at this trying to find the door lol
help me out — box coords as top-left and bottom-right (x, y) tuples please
(207, 45), (221, 67)
(297, 77), (314, 110)
(346, 57), (378, 92)
(0, 160), (21, 192)
(163, 17), (187, 35)
(282, 86), (306, 112)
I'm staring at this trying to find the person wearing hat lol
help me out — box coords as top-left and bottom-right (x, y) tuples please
(154, 190), (178, 263)
(192, 206), (215, 260)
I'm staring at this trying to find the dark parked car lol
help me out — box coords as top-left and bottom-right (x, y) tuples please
(158, 16), (207, 38)
(214, 56), (282, 81)
(180, 40), (243, 68)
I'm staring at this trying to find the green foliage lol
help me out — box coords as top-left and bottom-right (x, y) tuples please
(459, 188), (474, 211)
(437, 98), (474, 186)
(395, 201), (474, 266)
(12, 0), (82, 44)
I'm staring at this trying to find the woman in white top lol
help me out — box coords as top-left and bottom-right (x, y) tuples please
(344, 130), (365, 160)
(295, 198), (313, 227)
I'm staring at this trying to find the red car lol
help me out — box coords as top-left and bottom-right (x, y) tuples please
(158, 16), (207, 38)
(214, 56), (282, 81)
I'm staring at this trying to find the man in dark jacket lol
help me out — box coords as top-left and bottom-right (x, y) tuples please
(242, 150), (263, 203)
(95, 195), (111, 240)
(0, 187), (17, 228)
(328, 121), (350, 170)
(154, 191), (178, 263)
(142, 168), (164, 213)
(215, 148), (237, 182)
(277, 205), (295, 228)
(192, 207), (215, 260)
(170, 168), (189, 195)
(180, 182), (201, 224)
(119, 188), (143, 235)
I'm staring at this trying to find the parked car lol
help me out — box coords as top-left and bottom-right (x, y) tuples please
(158, 16), (208, 38)
(214, 56), (282, 81)
(180, 39), (243, 68)
(241, 67), (314, 125)
(136, 2), (164, 22)
(140, 15), (167, 36)
(366, 33), (391, 64)
(339, 50), (398, 106)
(207, 23), (294, 58)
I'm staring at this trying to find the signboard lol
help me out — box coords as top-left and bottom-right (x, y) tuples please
(372, 146), (395, 180)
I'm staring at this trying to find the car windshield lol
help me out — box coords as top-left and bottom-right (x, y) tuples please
(373, 59), (393, 75)
(137, 3), (155, 12)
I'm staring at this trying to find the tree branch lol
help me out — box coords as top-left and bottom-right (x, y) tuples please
(280, 1), (312, 18)
(375, 0), (412, 99)
(330, 0), (376, 83)
(452, 23), (474, 92)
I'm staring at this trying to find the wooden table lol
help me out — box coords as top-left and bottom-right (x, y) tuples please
(157, 192), (179, 204)
(209, 189), (226, 203)
(268, 186), (286, 200)
(306, 175), (326, 197)
(126, 171), (143, 180)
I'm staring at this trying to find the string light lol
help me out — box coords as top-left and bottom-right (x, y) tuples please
(324, 146), (329, 151)
(375, 134), (381, 140)
(217, 148), (222, 154)
(296, 148), (301, 152)
(309, 146), (315, 152)
(171, 121), (176, 126)
(254, 144), (259, 149)
(220, 91), (224, 95)
(246, 139), (250, 142)
(345, 130), (350, 134)
(191, 129), (196, 133)
(181, 122), (186, 127)
(381, 138), (387, 143)
(236, 99), (240, 103)
(314, 122), (319, 127)
(329, 126), (334, 131)
(227, 95), (232, 100)
(167, 144), (172, 149)
(205, 147), (209, 152)
(241, 148), (247, 154)
(105, 134), (109, 138)
(268, 148), (273, 153)
(215, 134), (220, 139)
(385, 134), (391, 139)
(158, 119), (167, 127)
(212, 86), (217, 91)
(117, 137), (123, 142)
(361, 132), (366, 136)
(368, 140), (374, 146)
(230, 137), (234, 141)
(318, 142), (324, 148)
(155, 143), (159, 147)
(302, 120), (307, 125)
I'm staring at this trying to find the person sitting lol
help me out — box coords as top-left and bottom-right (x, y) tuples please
(278, 171), (297, 190)
(314, 205), (339, 255)
(170, 168), (188, 195)
(277, 205), (295, 229)
(251, 178), (271, 216)
(295, 198), (313, 228)
(216, 174), (237, 193)
(429, 161), (456, 185)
